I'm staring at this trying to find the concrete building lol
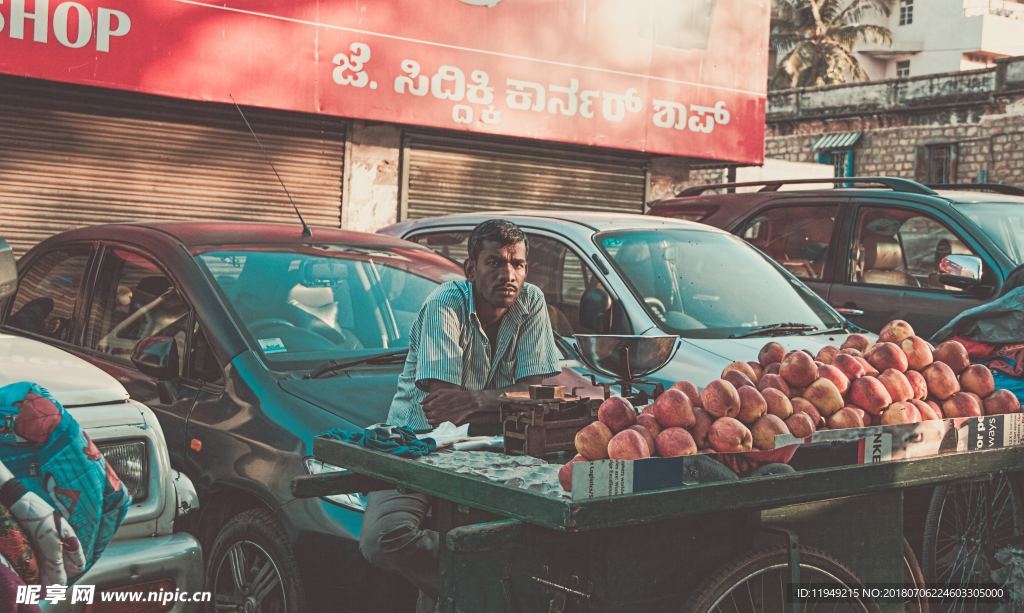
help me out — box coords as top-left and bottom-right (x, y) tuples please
(682, 56), (1024, 192)
(857, 0), (1024, 80)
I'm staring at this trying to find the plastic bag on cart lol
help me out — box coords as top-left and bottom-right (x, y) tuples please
(0, 382), (131, 579)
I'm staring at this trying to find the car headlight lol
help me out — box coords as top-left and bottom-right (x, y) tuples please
(98, 440), (149, 503)
(303, 458), (366, 512)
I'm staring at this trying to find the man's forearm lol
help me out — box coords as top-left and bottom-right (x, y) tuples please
(467, 376), (546, 422)
(422, 376), (548, 426)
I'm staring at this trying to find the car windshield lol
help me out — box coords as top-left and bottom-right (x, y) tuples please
(958, 203), (1024, 265)
(596, 229), (843, 338)
(196, 244), (463, 368)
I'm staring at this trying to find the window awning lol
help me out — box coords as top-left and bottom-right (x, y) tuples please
(812, 132), (862, 150)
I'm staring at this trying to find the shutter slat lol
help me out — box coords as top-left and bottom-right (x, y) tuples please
(0, 76), (346, 257)
(403, 130), (647, 219)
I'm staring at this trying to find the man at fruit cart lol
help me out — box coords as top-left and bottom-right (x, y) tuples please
(360, 219), (561, 612)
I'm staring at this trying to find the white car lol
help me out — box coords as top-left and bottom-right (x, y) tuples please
(381, 211), (874, 389)
(0, 240), (202, 611)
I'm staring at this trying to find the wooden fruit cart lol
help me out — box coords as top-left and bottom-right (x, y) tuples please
(294, 438), (1024, 613)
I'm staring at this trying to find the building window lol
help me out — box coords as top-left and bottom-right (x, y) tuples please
(899, 0), (914, 25)
(816, 150), (855, 177)
(915, 143), (958, 184)
(896, 60), (911, 78)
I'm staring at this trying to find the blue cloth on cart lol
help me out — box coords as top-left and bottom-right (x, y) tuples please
(993, 369), (1024, 404)
(321, 424), (437, 458)
(0, 382), (131, 579)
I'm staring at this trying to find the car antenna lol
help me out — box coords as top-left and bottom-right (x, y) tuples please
(230, 95), (312, 238)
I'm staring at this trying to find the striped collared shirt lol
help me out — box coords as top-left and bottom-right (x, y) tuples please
(386, 280), (561, 429)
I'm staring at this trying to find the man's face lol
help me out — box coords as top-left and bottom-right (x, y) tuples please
(465, 240), (528, 310)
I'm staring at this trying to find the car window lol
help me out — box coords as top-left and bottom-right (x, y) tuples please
(958, 203), (1024, 266)
(850, 207), (978, 291)
(414, 232), (469, 266)
(597, 229), (842, 338)
(410, 231), (604, 335)
(86, 248), (188, 372)
(522, 235), (604, 336)
(196, 245), (461, 368)
(7, 247), (91, 342)
(738, 205), (839, 280)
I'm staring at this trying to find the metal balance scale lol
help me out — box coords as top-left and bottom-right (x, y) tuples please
(500, 334), (680, 459)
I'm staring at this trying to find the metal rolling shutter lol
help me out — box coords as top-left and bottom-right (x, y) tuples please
(0, 76), (345, 256)
(402, 130), (648, 219)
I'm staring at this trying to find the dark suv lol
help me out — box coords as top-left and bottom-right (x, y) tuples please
(648, 177), (1024, 337)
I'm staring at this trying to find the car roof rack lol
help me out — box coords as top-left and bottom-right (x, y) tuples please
(675, 177), (937, 197)
(928, 183), (1024, 196)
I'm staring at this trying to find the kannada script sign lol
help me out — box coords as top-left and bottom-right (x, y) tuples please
(0, 0), (769, 162)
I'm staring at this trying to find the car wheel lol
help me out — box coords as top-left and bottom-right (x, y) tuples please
(207, 507), (306, 613)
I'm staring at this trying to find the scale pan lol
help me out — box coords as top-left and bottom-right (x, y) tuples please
(573, 334), (679, 380)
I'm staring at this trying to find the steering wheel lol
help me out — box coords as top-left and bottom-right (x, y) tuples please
(644, 297), (667, 320)
(249, 318), (297, 333)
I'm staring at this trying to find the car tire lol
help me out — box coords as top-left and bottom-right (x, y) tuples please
(206, 507), (307, 613)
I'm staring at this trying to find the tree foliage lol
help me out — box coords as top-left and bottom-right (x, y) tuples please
(771, 0), (893, 90)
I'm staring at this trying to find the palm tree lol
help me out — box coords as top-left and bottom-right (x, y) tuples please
(771, 0), (893, 90)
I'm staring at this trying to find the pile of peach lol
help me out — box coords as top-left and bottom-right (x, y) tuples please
(559, 320), (1021, 491)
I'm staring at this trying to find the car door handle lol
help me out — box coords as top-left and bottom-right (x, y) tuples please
(833, 305), (865, 317)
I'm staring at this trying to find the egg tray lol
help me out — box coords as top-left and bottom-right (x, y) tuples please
(500, 394), (600, 459)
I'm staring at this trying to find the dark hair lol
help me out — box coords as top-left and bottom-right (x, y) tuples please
(467, 219), (528, 261)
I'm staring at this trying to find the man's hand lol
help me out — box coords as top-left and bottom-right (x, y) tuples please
(421, 389), (487, 427)
(420, 376), (545, 427)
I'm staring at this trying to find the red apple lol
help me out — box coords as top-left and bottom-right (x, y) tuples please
(848, 376), (892, 416)
(598, 396), (637, 433)
(736, 386), (768, 425)
(751, 414), (790, 451)
(960, 365), (996, 398)
(879, 319), (915, 344)
(607, 428), (651, 460)
(707, 417), (753, 452)
(652, 388), (696, 429)
(758, 342), (786, 367)
(984, 390), (1022, 415)
(670, 380), (703, 408)
(689, 407), (714, 449)
(785, 412), (816, 438)
(655, 427), (698, 457)
(934, 340), (971, 374)
(780, 351), (818, 388)
(841, 334), (871, 352)
(575, 421), (613, 460)
(702, 379), (742, 419)
(559, 454), (585, 491)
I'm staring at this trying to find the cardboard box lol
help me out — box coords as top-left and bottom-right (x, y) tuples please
(570, 413), (1024, 500)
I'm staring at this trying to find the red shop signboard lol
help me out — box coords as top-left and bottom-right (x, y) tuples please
(0, 0), (769, 163)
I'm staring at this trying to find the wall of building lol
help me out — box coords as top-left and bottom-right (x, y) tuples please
(340, 121), (402, 232)
(856, 0), (1024, 80)
(675, 56), (1024, 193)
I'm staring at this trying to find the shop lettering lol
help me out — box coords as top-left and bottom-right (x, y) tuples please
(0, 0), (130, 52)
(870, 433), (884, 463)
(331, 40), (734, 133)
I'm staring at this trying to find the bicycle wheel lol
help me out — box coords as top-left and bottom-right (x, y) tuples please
(903, 538), (928, 613)
(683, 545), (881, 613)
(921, 474), (1024, 613)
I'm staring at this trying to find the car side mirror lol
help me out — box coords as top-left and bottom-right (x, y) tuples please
(938, 254), (983, 289)
(131, 336), (180, 381)
(580, 286), (613, 334)
(0, 239), (17, 303)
